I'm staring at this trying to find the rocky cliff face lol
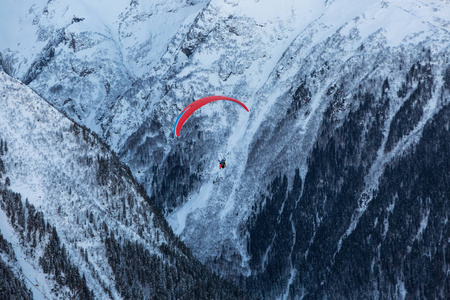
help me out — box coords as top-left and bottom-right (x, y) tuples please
(2, 0), (450, 298)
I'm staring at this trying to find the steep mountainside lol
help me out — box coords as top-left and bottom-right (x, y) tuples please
(2, 0), (450, 299)
(0, 71), (244, 299)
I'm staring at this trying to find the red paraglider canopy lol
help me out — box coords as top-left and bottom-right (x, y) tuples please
(174, 96), (249, 137)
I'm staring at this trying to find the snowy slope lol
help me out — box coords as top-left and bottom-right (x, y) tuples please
(157, 1), (450, 297)
(0, 70), (168, 298)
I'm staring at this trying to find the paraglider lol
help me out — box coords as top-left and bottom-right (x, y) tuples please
(218, 158), (226, 169)
(174, 95), (249, 137)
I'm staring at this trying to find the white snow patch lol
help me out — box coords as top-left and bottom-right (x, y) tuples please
(0, 209), (52, 300)
(168, 182), (214, 235)
(396, 279), (407, 300)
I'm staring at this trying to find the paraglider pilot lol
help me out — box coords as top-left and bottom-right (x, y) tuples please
(219, 158), (226, 169)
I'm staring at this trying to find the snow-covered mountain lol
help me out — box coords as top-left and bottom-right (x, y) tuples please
(2, 0), (450, 298)
(0, 71), (244, 299)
